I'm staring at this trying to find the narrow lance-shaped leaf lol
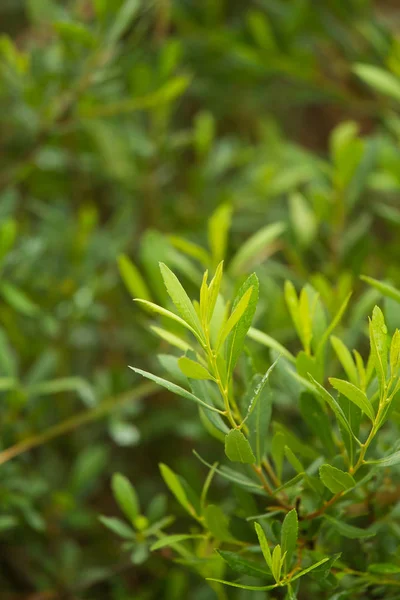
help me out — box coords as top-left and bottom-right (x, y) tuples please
(118, 254), (151, 301)
(271, 545), (282, 582)
(330, 336), (358, 386)
(111, 473), (140, 523)
(215, 286), (253, 352)
(207, 261), (224, 323)
(208, 204), (232, 266)
(390, 329), (400, 379)
(360, 275), (400, 304)
(159, 262), (203, 337)
(369, 306), (388, 390)
(281, 509), (298, 573)
(226, 273), (259, 377)
(254, 522), (272, 568)
(159, 464), (197, 518)
(229, 222), (286, 275)
(316, 293), (352, 356)
(150, 325), (193, 352)
(134, 299), (200, 340)
(129, 367), (224, 414)
(217, 550), (271, 578)
(329, 378), (375, 422)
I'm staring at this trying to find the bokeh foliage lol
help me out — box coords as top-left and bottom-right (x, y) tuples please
(1, 0), (400, 598)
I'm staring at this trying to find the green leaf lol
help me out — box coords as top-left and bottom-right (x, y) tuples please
(207, 261), (224, 322)
(0, 282), (39, 316)
(225, 429), (256, 464)
(208, 204), (232, 266)
(169, 236), (210, 266)
(366, 450), (400, 467)
(319, 464), (355, 494)
(360, 275), (400, 304)
(134, 299), (199, 338)
(111, 473), (140, 523)
(271, 544), (282, 582)
(106, 0), (140, 44)
(217, 550), (271, 579)
(99, 516), (135, 539)
(369, 306), (388, 389)
(193, 451), (264, 492)
(130, 368), (224, 414)
(159, 263), (203, 337)
(308, 375), (357, 443)
(329, 378), (374, 422)
(299, 393), (336, 456)
(151, 534), (205, 551)
(284, 446), (304, 474)
(330, 336), (358, 386)
(247, 371), (275, 466)
(254, 522), (272, 568)
(226, 273), (259, 377)
(353, 64), (400, 102)
(243, 358), (279, 424)
(368, 563), (400, 574)
(290, 558), (330, 582)
(324, 515), (375, 539)
(281, 509), (298, 573)
(178, 357), (213, 380)
(229, 222), (286, 276)
(289, 192), (317, 248)
(118, 254), (151, 301)
(204, 505), (232, 541)
(215, 285), (253, 351)
(206, 579), (277, 591)
(316, 293), (352, 356)
(150, 326), (193, 352)
(390, 329), (400, 379)
(159, 464), (197, 518)
(248, 328), (296, 363)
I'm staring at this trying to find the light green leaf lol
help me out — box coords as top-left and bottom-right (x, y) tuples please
(130, 368), (223, 414)
(207, 261), (224, 323)
(243, 358), (279, 425)
(319, 464), (355, 494)
(111, 473), (140, 523)
(204, 505), (232, 541)
(271, 544), (282, 582)
(178, 357), (213, 380)
(225, 273), (259, 377)
(324, 515), (375, 539)
(290, 558), (330, 582)
(390, 329), (400, 379)
(229, 222), (286, 275)
(159, 263), (203, 336)
(360, 275), (400, 304)
(329, 378), (374, 422)
(118, 254), (151, 301)
(134, 299), (199, 337)
(316, 293), (352, 356)
(281, 509), (298, 573)
(169, 236), (210, 266)
(159, 464), (196, 518)
(248, 328), (296, 363)
(254, 522), (272, 568)
(353, 64), (400, 102)
(225, 429), (256, 464)
(99, 516), (135, 539)
(330, 336), (358, 386)
(215, 286), (253, 352)
(150, 326), (193, 352)
(369, 306), (388, 389)
(208, 204), (232, 266)
(289, 192), (317, 248)
(106, 0), (140, 45)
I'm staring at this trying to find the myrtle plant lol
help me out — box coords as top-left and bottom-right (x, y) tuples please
(103, 260), (400, 598)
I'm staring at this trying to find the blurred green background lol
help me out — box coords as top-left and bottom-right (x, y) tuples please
(1, 0), (400, 598)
